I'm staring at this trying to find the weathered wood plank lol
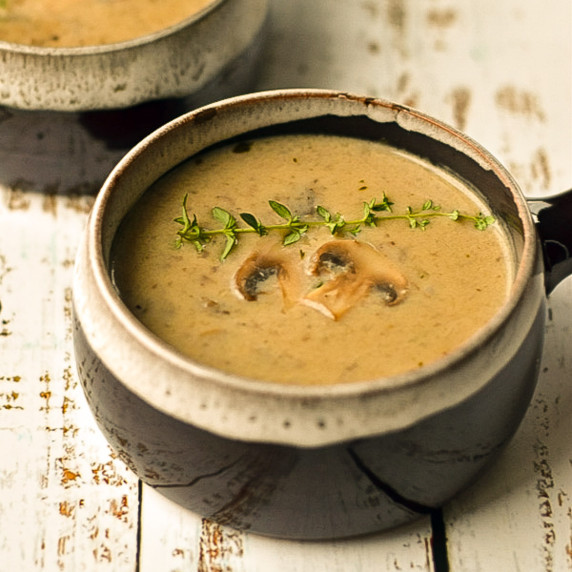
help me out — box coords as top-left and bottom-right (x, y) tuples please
(0, 191), (140, 571)
(139, 486), (434, 572)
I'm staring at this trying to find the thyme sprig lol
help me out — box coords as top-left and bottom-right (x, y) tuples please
(175, 193), (495, 260)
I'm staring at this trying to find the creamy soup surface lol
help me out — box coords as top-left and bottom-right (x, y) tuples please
(111, 134), (513, 385)
(0, 0), (213, 47)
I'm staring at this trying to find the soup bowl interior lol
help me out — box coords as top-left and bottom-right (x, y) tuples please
(73, 89), (545, 538)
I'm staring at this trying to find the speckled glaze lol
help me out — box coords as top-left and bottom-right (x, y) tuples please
(72, 90), (556, 538)
(0, 0), (268, 111)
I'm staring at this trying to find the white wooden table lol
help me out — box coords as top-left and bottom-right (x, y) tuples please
(1, 1), (571, 570)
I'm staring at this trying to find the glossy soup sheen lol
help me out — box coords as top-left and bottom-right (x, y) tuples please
(0, 0), (213, 47)
(111, 134), (513, 385)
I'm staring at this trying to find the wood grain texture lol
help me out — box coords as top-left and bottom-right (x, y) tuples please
(0, 0), (571, 570)
(0, 192), (140, 571)
(139, 487), (433, 572)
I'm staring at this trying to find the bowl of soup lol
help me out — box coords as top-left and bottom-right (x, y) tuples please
(72, 89), (572, 539)
(0, 0), (268, 111)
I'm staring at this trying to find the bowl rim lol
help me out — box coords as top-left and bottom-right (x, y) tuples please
(0, 0), (225, 54)
(78, 88), (542, 446)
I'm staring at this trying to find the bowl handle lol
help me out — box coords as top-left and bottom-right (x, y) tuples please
(528, 188), (572, 295)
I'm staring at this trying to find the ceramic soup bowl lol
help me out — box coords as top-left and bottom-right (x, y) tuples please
(0, 0), (268, 192)
(72, 89), (572, 539)
(0, 0), (268, 112)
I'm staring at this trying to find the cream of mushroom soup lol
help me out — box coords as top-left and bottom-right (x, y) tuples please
(0, 0), (213, 47)
(110, 134), (513, 385)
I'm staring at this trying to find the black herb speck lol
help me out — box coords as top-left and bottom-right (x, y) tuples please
(233, 141), (253, 153)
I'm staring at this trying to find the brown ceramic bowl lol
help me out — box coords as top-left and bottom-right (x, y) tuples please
(72, 89), (572, 539)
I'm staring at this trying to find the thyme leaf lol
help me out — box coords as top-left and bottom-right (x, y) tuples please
(269, 200), (293, 221)
(212, 206), (236, 229)
(240, 212), (267, 236)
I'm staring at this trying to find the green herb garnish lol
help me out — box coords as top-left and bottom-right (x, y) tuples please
(175, 193), (495, 260)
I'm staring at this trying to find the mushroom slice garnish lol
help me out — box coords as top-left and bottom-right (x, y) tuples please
(233, 244), (304, 308)
(303, 240), (408, 320)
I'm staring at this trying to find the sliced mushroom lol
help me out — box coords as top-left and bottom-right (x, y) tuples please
(303, 240), (408, 320)
(233, 243), (304, 308)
